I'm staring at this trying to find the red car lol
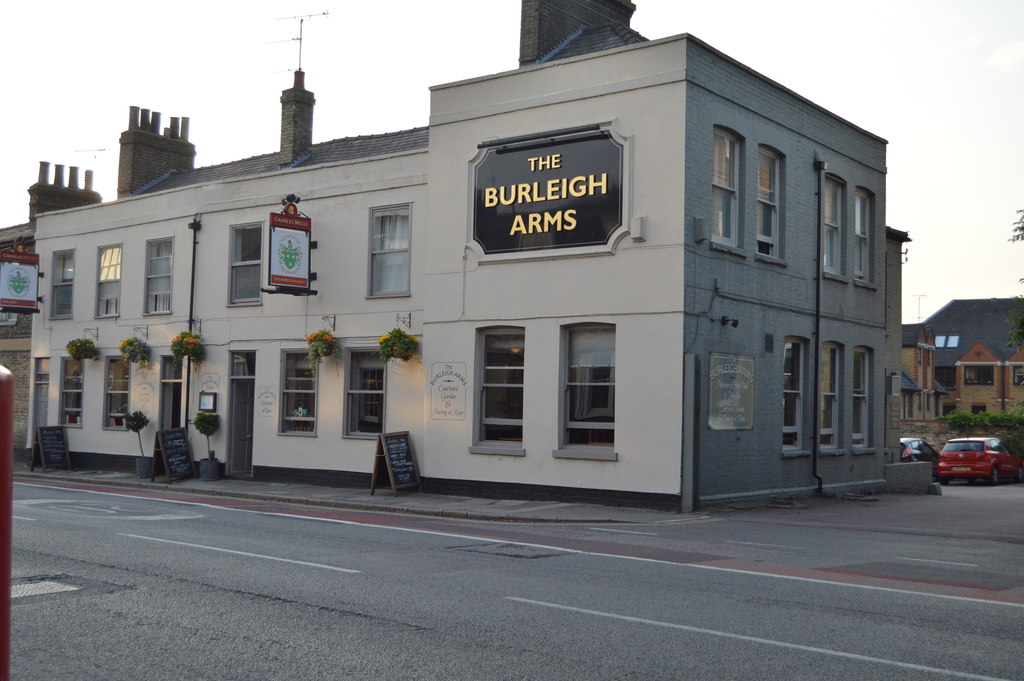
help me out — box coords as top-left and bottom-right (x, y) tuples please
(937, 438), (1023, 485)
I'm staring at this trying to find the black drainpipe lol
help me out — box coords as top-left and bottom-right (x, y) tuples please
(185, 215), (201, 426)
(811, 160), (826, 495)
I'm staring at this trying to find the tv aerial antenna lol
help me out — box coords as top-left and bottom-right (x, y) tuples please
(276, 11), (329, 71)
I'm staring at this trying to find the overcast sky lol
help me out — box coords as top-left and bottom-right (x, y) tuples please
(3, 0), (1022, 323)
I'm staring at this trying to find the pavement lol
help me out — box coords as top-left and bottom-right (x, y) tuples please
(13, 460), (1021, 538)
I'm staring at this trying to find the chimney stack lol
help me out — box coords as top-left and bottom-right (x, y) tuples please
(280, 69), (316, 167)
(117, 105), (196, 198)
(28, 161), (102, 220)
(519, 0), (636, 66)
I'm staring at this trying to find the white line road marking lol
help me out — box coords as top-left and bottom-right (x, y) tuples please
(118, 534), (361, 574)
(726, 540), (805, 551)
(12, 581), (81, 598)
(506, 597), (1018, 681)
(588, 528), (659, 536)
(897, 557), (979, 568)
(12, 516), (36, 521)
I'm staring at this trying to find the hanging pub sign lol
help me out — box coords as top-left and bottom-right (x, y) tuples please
(0, 242), (40, 314)
(266, 199), (315, 294)
(473, 127), (623, 255)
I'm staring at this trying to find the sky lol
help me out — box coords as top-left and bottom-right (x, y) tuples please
(2, 0), (1022, 323)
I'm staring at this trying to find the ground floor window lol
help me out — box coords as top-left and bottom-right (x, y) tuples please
(346, 351), (385, 436)
(104, 358), (130, 428)
(819, 343), (839, 447)
(783, 338), (804, 448)
(564, 325), (615, 446)
(60, 358), (83, 426)
(479, 329), (525, 442)
(851, 348), (869, 447)
(280, 351), (316, 434)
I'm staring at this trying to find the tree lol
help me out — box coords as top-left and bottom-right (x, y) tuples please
(1012, 210), (1024, 346)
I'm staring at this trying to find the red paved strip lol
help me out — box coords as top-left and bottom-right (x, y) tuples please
(816, 566), (1004, 591)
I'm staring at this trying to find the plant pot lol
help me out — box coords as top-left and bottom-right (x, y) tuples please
(136, 457), (152, 478)
(199, 457), (220, 481)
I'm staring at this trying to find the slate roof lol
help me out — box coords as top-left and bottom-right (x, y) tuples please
(137, 127), (429, 196)
(902, 323), (922, 347)
(923, 298), (1024, 366)
(901, 370), (922, 393)
(538, 23), (647, 64)
(0, 223), (34, 246)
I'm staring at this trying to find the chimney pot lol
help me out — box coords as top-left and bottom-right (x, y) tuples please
(129, 106), (140, 130)
(293, 69), (305, 89)
(38, 161), (50, 184)
(53, 164), (65, 188)
(85, 169), (94, 192)
(69, 166), (80, 190)
(151, 112), (161, 134)
(180, 117), (190, 142)
(169, 117), (180, 140)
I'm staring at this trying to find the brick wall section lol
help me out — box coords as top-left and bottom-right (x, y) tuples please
(901, 419), (1016, 450)
(0, 312), (32, 454)
(117, 108), (195, 198)
(519, 0), (636, 65)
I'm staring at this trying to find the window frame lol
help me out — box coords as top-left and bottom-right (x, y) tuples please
(556, 324), (616, 459)
(279, 350), (317, 435)
(145, 238), (173, 314)
(230, 223), (263, 304)
(819, 343), (839, 448)
(0, 311), (15, 326)
(756, 147), (780, 257)
(50, 249), (75, 319)
(96, 244), (122, 317)
(368, 204), (411, 298)
(344, 350), (386, 438)
(851, 348), (869, 447)
(478, 328), (526, 446)
(853, 189), (871, 280)
(823, 177), (843, 274)
(711, 129), (739, 246)
(963, 365), (994, 386)
(103, 357), (130, 429)
(783, 338), (804, 450)
(1013, 366), (1024, 387)
(60, 357), (84, 426)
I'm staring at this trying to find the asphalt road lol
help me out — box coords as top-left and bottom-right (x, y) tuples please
(10, 481), (1024, 680)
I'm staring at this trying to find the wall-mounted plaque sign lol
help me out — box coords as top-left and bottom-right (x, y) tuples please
(708, 353), (755, 431)
(473, 129), (623, 254)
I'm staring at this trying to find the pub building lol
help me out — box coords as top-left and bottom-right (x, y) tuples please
(25, 0), (902, 510)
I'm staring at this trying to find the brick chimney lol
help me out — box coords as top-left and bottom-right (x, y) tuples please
(520, 0), (636, 66)
(280, 70), (315, 167)
(28, 161), (102, 220)
(117, 107), (195, 198)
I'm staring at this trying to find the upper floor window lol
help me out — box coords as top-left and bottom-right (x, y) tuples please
(819, 343), (839, 447)
(1014, 366), (1024, 387)
(757, 147), (780, 257)
(823, 177), (843, 274)
(104, 358), (130, 428)
(51, 250), (75, 319)
(936, 366), (956, 389)
(345, 351), (385, 436)
(369, 205), (411, 297)
(96, 245), (122, 317)
(783, 338), (804, 449)
(230, 224), (262, 303)
(711, 129), (739, 246)
(852, 348), (870, 447)
(854, 190), (872, 279)
(564, 325), (615, 447)
(146, 239), (172, 314)
(479, 329), (525, 443)
(963, 365), (994, 385)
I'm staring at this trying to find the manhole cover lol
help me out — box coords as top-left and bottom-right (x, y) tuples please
(454, 543), (572, 560)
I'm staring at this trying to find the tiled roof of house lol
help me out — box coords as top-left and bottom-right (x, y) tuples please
(901, 323), (922, 347)
(538, 23), (647, 63)
(138, 127), (429, 195)
(0, 223), (34, 246)
(901, 370), (922, 393)
(923, 298), (1024, 366)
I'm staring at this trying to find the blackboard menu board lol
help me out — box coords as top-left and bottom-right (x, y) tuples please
(370, 431), (420, 495)
(153, 428), (196, 482)
(31, 426), (71, 471)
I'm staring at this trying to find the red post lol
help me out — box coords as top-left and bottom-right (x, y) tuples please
(0, 364), (12, 681)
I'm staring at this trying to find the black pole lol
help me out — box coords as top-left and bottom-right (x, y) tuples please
(185, 216), (201, 427)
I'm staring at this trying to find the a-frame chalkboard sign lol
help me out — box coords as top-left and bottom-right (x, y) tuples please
(370, 431), (421, 496)
(151, 428), (196, 482)
(30, 426), (71, 471)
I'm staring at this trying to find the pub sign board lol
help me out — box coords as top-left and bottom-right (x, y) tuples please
(268, 202), (312, 290)
(0, 242), (40, 314)
(473, 129), (623, 254)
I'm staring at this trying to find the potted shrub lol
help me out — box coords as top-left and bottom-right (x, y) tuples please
(118, 337), (151, 370)
(123, 410), (151, 478)
(378, 328), (418, 362)
(171, 330), (204, 365)
(66, 337), (99, 361)
(192, 412), (221, 481)
(305, 329), (340, 373)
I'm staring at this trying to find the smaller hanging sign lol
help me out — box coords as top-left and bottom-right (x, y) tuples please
(0, 242), (40, 314)
(266, 200), (315, 294)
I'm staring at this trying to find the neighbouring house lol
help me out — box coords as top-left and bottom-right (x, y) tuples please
(900, 323), (948, 419)
(25, 0), (902, 508)
(915, 298), (1024, 415)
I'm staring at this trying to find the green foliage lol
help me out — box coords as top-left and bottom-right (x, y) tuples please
(192, 412), (220, 437)
(123, 410), (150, 433)
(1009, 302), (1024, 347)
(940, 409), (1024, 429)
(378, 328), (418, 362)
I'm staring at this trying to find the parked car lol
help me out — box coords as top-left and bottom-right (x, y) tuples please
(900, 437), (938, 479)
(936, 438), (1024, 485)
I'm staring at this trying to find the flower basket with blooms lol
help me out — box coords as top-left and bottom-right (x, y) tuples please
(378, 328), (418, 362)
(305, 329), (339, 373)
(66, 337), (99, 361)
(118, 337), (151, 369)
(170, 331), (204, 365)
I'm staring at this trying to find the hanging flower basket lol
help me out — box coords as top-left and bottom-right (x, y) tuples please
(378, 328), (418, 362)
(118, 337), (151, 370)
(66, 337), (99, 361)
(305, 329), (339, 373)
(170, 330), (205, 365)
